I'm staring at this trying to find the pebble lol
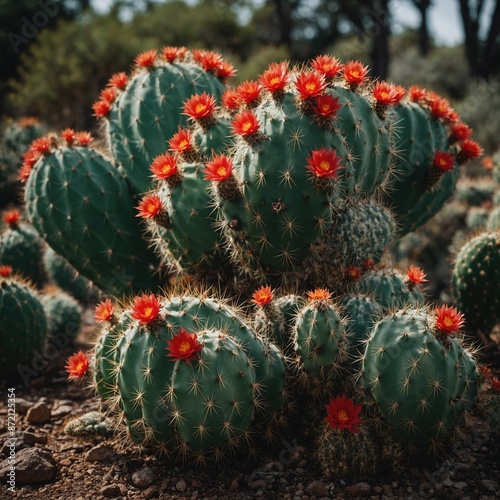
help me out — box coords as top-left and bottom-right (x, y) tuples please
(84, 444), (115, 462)
(480, 479), (498, 491)
(305, 480), (329, 497)
(176, 479), (187, 491)
(250, 479), (267, 489)
(345, 482), (371, 497)
(100, 484), (121, 497)
(23, 430), (48, 444)
(132, 467), (157, 488)
(0, 447), (56, 484)
(230, 479), (239, 490)
(51, 404), (74, 418)
(26, 402), (51, 423)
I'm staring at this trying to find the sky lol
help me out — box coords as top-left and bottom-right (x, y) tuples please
(90, 0), (496, 47)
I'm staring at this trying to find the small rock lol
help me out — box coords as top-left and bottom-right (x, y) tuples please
(0, 447), (56, 484)
(230, 480), (239, 490)
(14, 398), (32, 415)
(345, 482), (371, 497)
(480, 479), (498, 492)
(100, 484), (122, 497)
(453, 481), (467, 490)
(51, 405), (73, 418)
(23, 431), (48, 444)
(132, 467), (157, 488)
(250, 479), (267, 489)
(143, 485), (159, 499)
(175, 479), (187, 491)
(26, 402), (51, 424)
(59, 458), (72, 467)
(305, 480), (329, 497)
(191, 479), (201, 487)
(373, 486), (383, 494)
(84, 444), (114, 462)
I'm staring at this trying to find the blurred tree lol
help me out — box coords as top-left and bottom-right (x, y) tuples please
(458, 0), (500, 77)
(410, 0), (432, 55)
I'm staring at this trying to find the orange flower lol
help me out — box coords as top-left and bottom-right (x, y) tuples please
(482, 156), (494, 170)
(307, 288), (332, 301)
(232, 109), (260, 136)
(100, 87), (116, 104)
(372, 81), (403, 105)
(342, 61), (369, 86)
(305, 147), (343, 178)
(183, 92), (217, 120)
(259, 62), (290, 93)
(435, 305), (465, 335)
(217, 61), (236, 81)
(65, 351), (89, 380)
(311, 55), (342, 78)
(490, 377), (500, 391)
(166, 327), (203, 364)
(3, 209), (20, 226)
(325, 395), (362, 434)
(150, 153), (179, 181)
(0, 265), (12, 277)
(162, 46), (187, 63)
(408, 85), (427, 103)
(450, 122), (472, 141)
(433, 151), (455, 172)
(61, 128), (76, 145)
(19, 162), (33, 181)
(406, 265), (427, 284)
(131, 293), (161, 325)
(135, 49), (157, 68)
(429, 96), (454, 121)
(236, 80), (262, 106)
(92, 100), (111, 118)
(295, 70), (327, 99)
(168, 129), (193, 155)
(30, 136), (51, 155)
(459, 139), (483, 161)
(94, 298), (115, 323)
(251, 286), (273, 306)
(192, 49), (224, 72)
(346, 266), (362, 280)
(203, 155), (234, 181)
(313, 95), (341, 118)
(136, 194), (163, 219)
(222, 89), (240, 110)
(74, 131), (93, 146)
(107, 72), (128, 89)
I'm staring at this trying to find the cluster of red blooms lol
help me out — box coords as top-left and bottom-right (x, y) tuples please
(479, 365), (500, 391)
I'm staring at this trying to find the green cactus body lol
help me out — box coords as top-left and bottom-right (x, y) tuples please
(455, 177), (496, 207)
(452, 231), (500, 334)
(361, 309), (478, 442)
(106, 62), (226, 197)
(384, 102), (458, 235)
(24, 144), (164, 297)
(466, 206), (489, 230)
(191, 114), (233, 158)
(357, 268), (424, 310)
(41, 290), (82, 342)
(338, 293), (383, 360)
(293, 298), (347, 377)
(64, 411), (113, 438)
(486, 206), (500, 231)
(0, 220), (45, 286)
(0, 276), (47, 378)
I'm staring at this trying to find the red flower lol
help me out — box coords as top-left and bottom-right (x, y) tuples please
(490, 377), (500, 391)
(107, 72), (128, 90)
(30, 137), (51, 155)
(429, 96), (454, 121)
(307, 288), (332, 301)
(232, 109), (260, 136)
(406, 265), (427, 284)
(65, 351), (89, 380)
(168, 129), (193, 155)
(222, 89), (240, 110)
(150, 153), (179, 181)
(3, 209), (20, 226)
(479, 365), (492, 379)
(313, 95), (341, 118)
(183, 92), (217, 120)
(346, 266), (362, 280)
(162, 46), (186, 63)
(19, 162), (33, 181)
(450, 122), (472, 141)
(135, 49), (157, 68)
(295, 71), (327, 99)
(482, 156), (494, 170)
(259, 62), (290, 93)
(74, 131), (93, 146)
(92, 100), (112, 118)
(0, 265), (12, 277)
(192, 49), (224, 72)
(251, 286), (273, 306)
(217, 61), (236, 82)
(61, 128), (76, 145)
(94, 298), (115, 323)
(236, 80), (262, 106)
(433, 151), (455, 172)
(166, 327), (203, 364)
(311, 55), (342, 78)
(435, 305), (465, 335)
(408, 85), (427, 103)
(459, 139), (483, 161)
(342, 61), (369, 86)
(305, 147), (343, 178)
(363, 258), (375, 271)
(325, 395), (362, 434)
(373, 81), (403, 105)
(99, 87), (117, 105)
(136, 194), (163, 219)
(203, 155), (234, 181)
(131, 293), (161, 325)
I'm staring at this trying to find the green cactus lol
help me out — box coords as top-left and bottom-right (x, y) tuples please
(486, 205), (500, 231)
(0, 272), (47, 378)
(452, 231), (500, 335)
(0, 209), (46, 287)
(455, 177), (497, 207)
(465, 206), (489, 230)
(361, 308), (479, 443)
(64, 411), (114, 438)
(41, 289), (83, 342)
(24, 133), (166, 297)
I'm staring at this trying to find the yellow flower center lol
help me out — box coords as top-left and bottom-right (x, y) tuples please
(305, 82), (317, 91)
(337, 409), (349, 422)
(162, 164), (173, 173)
(380, 91), (389, 99)
(195, 103), (207, 114)
(178, 140), (188, 149)
(147, 203), (158, 214)
(241, 121), (252, 132)
(75, 361), (85, 373)
(321, 104), (331, 112)
(143, 306), (153, 318)
(217, 167), (228, 177)
(350, 70), (359, 77)
(444, 316), (453, 327)
(178, 341), (191, 354)
(439, 158), (448, 166)
(270, 76), (280, 85)
(319, 160), (331, 171)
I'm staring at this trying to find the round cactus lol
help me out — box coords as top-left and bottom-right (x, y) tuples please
(41, 289), (83, 342)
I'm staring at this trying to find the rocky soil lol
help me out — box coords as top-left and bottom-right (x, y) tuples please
(1, 311), (499, 500)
